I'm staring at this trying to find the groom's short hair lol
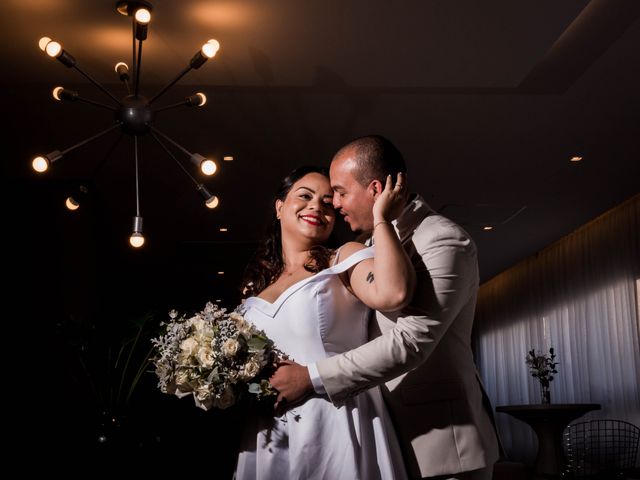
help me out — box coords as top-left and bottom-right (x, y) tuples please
(342, 135), (406, 187)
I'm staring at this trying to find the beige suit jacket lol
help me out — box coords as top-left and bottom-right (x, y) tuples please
(316, 195), (499, 478)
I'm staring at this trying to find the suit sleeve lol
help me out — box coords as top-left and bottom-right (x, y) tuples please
(316, 228), (479, 403)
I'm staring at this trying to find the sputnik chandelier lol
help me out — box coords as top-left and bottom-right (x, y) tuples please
(32, 1), (221, 248)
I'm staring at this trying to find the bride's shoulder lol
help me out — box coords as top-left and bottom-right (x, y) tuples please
(334, 241), (369, 263)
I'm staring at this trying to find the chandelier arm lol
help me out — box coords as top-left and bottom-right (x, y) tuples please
(93, 133), (124, 176)
(72, 65), (122, 106)
(75, 96), (118, 111)
(148, 64), (192, 105)
(149, 126), (195, 158)
(131, 16), (137, 92)
(60, 124), (121, 156)
(153, 101), (189, 113)
(134, 136), (141, 217)
(122, 75), (131, 95)
(134, 39), (144, 97)
(149, 130), (199, 186)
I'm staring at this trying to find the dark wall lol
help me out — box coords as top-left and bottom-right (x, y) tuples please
(9, 177), (249, 474)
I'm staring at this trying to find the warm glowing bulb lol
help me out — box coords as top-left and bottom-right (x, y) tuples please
(202, 39), (220, 58)
(39, 37), (52, 52)
(129, 232), (145, 248)
(65, 197), (80, 211)
(223, 156), (234, 161)
(135, 8), (151, 24)
(217, 271), (225, 275)
(201, 159), (217, 175)
(52, 86), (63, 101)
(482, 226), (493, 231)
(570, 156), (583, 162)
(196, 92), (207, 106)
(219, 228), (228, 232)
(46, 41), (62, 57)
(206, 195), (219, 209)
(32, 156), (49, 173)
(114, 61), (128, 73)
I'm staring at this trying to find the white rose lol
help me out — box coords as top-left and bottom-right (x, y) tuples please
(193, 317), (214, 337)
(222, 338), (241, 357)
(180, 337), (198, 357)
(242, 359), (261, 380)
(197, 347), (215, 368)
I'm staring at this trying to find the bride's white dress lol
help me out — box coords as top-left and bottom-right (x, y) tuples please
(235, 247), (407, 480)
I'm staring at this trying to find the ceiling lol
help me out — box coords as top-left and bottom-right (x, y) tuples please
(4, 0), (640, 293)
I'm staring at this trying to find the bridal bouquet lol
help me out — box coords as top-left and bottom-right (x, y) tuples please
(151, 302), (284, 410)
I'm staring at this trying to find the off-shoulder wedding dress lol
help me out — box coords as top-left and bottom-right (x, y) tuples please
(234, 247), (407, 480)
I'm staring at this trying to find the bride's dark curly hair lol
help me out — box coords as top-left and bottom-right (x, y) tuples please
(240, 165), (336, 298)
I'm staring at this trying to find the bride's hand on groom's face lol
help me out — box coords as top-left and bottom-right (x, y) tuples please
(270, 360), (313, 412)
(372, 172), (408, 223)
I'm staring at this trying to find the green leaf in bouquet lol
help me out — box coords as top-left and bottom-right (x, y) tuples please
(247, 335), (268, 352)
(207, 367), (221, 384)
(248, 383), (262, 394)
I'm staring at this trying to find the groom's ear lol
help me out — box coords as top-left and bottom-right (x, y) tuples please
(368, 180), (383, 198)
(275, 199), (283, 219)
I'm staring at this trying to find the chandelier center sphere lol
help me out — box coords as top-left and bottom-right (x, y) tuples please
(116, 94), (154, 135)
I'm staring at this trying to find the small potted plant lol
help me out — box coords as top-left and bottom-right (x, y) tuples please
(525, 347), (558, 404)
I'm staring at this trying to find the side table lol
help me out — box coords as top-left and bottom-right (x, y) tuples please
(496, 403), (601, 479)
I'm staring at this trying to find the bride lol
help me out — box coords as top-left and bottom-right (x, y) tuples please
(235, 165), (414, 480)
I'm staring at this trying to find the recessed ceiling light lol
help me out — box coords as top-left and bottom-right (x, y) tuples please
(223, 156), (234, 161)
(216, 299), (222, 303)
(217, 271), (224, 275)
(219, 227), (228, 232)
(570, 156), (583, 162)
(482, 226), (494, 231)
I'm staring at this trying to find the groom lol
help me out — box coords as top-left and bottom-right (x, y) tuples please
(271, 135), (499, 479)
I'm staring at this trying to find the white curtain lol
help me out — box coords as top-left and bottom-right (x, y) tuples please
(474, 195), (640, 464)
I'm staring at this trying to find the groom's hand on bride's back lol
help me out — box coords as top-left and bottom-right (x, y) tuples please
(270, 360), (313, 412)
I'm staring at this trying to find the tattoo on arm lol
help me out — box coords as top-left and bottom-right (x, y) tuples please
(366, 272), (374, 283)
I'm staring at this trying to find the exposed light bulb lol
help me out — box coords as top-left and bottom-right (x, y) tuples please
(52, 86), (63, 101)
(196, 92), (207, 106)
(65, 197), (80, 211)
(129, 232), (145, 248)
(223, 156), (234, 161)
(45, 41), (62, 58)
(202, 39), (220, 58)
(39, 37), (52, 52)
(205, 195), (219, 209)
(32, 156), (49, 173)
(135, 8), (151, 24)
(114, 62), (128, 74)
(201, 159), (217, 175)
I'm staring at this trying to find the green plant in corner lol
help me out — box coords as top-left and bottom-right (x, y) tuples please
(59, 311), (159, 447)
(112, 312), (156, 409)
